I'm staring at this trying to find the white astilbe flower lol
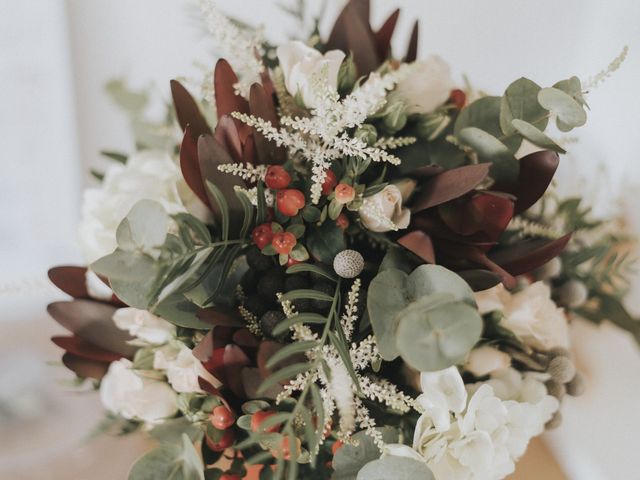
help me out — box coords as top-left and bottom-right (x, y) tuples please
(199, 0), (264, 97)
(218, 163), (267, 182)
(326, 355), (356, 434)
(233, 66), (409, 203)
(374, 136), (418, 150)
(233, 185), (274, 207)
(341, 279), (361, 341)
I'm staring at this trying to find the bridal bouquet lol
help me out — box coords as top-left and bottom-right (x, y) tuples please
(47, 1), (634, 479)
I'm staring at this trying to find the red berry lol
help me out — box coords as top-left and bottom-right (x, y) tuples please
(220, 475), (242, 480)
(334, 183), (356, 204)
(336, 213), (349, 230)
(251, 410), (280, 433)
(287, 257), (302, 267)
(332, 440), (344, 455)
(449, 89), (466, 110)
(265, 165), (291, 190)
(252, 223), (274, 249)
(210, 405), (235, 430)
(321, 169), (338, 196)
(276, 189), (306, 217)
(271, 232), (297, 255)
(271, 436), (301, 460)
(206, 429), (234, 452)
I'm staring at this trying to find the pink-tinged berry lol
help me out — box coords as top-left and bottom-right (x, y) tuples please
(252, 223), (274, 249)
(220, 474), (242, 480)
(206, 429), (234, 452)
(251, 410), (280, 433)
(265, 165), (291, 190)
(336, 213), (349, 230)
(449, 89), (466, 110)
(210, 405), (235, 430)
(321, 169), (338, 196)
(272, 232), (297, 255)
(276, 189), (306, 216)
(334, 183), (356, 204)
(287, 257), (302, 267)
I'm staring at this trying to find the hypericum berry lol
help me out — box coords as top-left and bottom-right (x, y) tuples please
(265, 165), (291, 190)
(336, 213), (349, 230)
(206, 429), (234, 452)
(272, 436), (301, 460)
(334, 183), (356, 204)
(276, 189), (306, 216)
(210, 405), (235, 430)
(287, 256), (302, 267)
(449, 89), (466, 110)
(251, 410), (280, 433)
(332, 440), (344, 455)
(252, 223), (274, 249)
(272, 232), (297, 255)
(220, 474), (242, 480)
(321, 169), (338, 195)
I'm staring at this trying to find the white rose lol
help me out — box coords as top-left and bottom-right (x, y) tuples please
(474, 282), (570, 351)
(78, 151), (187, 263)
(100, 358), (177, 424)
(112, 308), (175, 345)
(392, 56), (454, 115)
(359, 184), (411, 233)
(276, 40), (345, 109)
(416, 366), (467, 432)
(465, 346), (511, 377)
(154, 345), (220, 393)
(85, 269), (113, 300)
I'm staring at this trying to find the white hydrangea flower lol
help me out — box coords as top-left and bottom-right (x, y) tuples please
(100, 358), (178, 424)
(465, 346), (511, 377)
(112, 308), (175, 345)
(78, 151), (187, 263)
(391, 56), (454, 114)
(474, 282), (570, 351)
(154, 345), (220, 393)
(276, 40), (345, 109)
(416, 366), (467, 432)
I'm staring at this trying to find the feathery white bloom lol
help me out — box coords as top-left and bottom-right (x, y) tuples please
(218, 163), (267, 183)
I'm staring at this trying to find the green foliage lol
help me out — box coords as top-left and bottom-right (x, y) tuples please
(538, 87), (587, 132)
(367, 265), (479, 366)
(332, 428), (399, 480)
(306, 221), (347, 264)
(128, 434), (204, 480)
(356, 455), (434, 480)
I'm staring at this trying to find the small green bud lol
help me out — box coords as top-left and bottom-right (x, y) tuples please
(545, 379), (566, 399)
(548, 355), (576, 384)
(558, 279), (589, 308)
(354, 124), (378, 145)
(338, 55), (357, 94)
(535, 257), (562, 280)
(383, 101), (408, 133)
(566, 372), (586, 397)
(415, 112), (450, 140)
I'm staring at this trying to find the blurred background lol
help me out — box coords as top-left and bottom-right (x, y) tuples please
(1, 0), (639, 478)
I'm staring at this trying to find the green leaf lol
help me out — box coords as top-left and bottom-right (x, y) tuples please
(280, 289), (333, 302)
(499, 77), (548, 135)
(257, 362), (313, 394)
(206, 181), (229, 241)
(356, 455), (434, 480)
(173, 213), (212, 244)
(553, 76), (587, 107)
(457, 127), (517, 184)
(302, 205), (322, 223)
(511, 119), (566, 153)
(234, 189), (254, 239)
(454, 96), (520, 152)
(116, 200), (169, 252)
(332, 428), (399, 480)
(272, 313), (328, 336)
(328, 199), (344, 220)
(266, 341), (318, 369)
(128, 434), (204, 480)
(538, 87), (587, 132)
(306, 221), (346, 264)
(286, 263), (337, 281)
(256, 181), (267, 225)
(367, 265), (476, 361)
(100, 150), (128, 163)
(395, 300), (482, 371)
(286, 223), (306, 238)
(289, 244), (309, 262)
(149, 418), (203, 445)
(153, 293), (213, 329)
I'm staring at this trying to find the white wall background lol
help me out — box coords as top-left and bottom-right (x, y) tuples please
(1, 0), (639, 478)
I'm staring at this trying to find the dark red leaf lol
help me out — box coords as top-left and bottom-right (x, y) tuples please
(223, 345), (251, 397)
(170, 79), (211, 138)
(47, 300), (137, 358)
(62, 353), (109, 380)
(232, 328), (260, 348)
(214, 59), (251, 141)
(249, 83), (285, 164)
(197, 308), (243, 328)
(405, 20), (419, 62)
(490, 233), (573, 276)
(439, 192), (514, 241)
(374, 9), (400, 59)
(412, 163), (490, 212)
(193, 331), (214, 363)
(180, 128), (212, 209)
(214, 115), (243, 163)
(52, 335), (122, 363)
(397, 231), (435, 263)
(457, 270), (503, 291)
(48, 266), (90, 299)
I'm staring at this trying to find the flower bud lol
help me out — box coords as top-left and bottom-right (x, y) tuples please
(534, 257), (562, 280)
(557, 279), (589, 308)
(548, 356), (576, 384)
(545, 410), (563, 430)
(566, 372), (586, 397)
(545, 379), (566, 400)
(354, 124), (378, 146)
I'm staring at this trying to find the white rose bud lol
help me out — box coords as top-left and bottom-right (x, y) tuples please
(359, 185), (411, 233)
(391, 56), (454, 115)
(153, 346), (220, 393)
(100, 359), (177, 424)
(276, 41), (345, 109)
(112, 308), (176, 345)
(466, 346), (511, 377)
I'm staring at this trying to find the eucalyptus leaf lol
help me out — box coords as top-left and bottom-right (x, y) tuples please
(457, 127), (518, 183)
(128, 434), (204, 480)
(356, 455), (434, 480)
(306, 221), (346, 264)
(499, 77), (548, 135)
(332, 428), (399, 480)
(116, 199), (169, 252)
(538, 87), (587, 132)
(511, 119), (566, 153)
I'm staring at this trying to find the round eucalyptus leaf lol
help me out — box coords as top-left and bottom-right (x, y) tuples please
(499, 77), (547, 135)
(538, 87), (587, 131)
(396, 301), (482, 372)
(128, 434), (204, 480)
(356, 455), (434, 480)
(511, 119), (566, 154)
(407, 265), (475, 306)
(117, 199), (169, 252)
(333, 428), (399, 480)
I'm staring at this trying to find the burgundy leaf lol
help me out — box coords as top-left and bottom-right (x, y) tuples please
(374, 9), (400, 59)
(439, 193), (514, 241)
(214, 115), (243, 163)
(214, 59), (251, 141)
(249, 83), (285, 164)
(405, 20), (419, 62)
(62, 353), (109, 380)
(197, 308), (243, 328)
(223, 344), (251, 397)
(232, 328), (261, 348)
(52, 335), (122, 363)
(412, 163), (490, 212)
(180, 128), (211, 209)
(47, 300), (137, 358)
(457, 269), (503, 291)
(193, 331), (214, 363)
(48, 266), (90, 299)
(490, 233), (573, 276)
(170, 79), (211, 138)
(397, 231), (435, 264)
